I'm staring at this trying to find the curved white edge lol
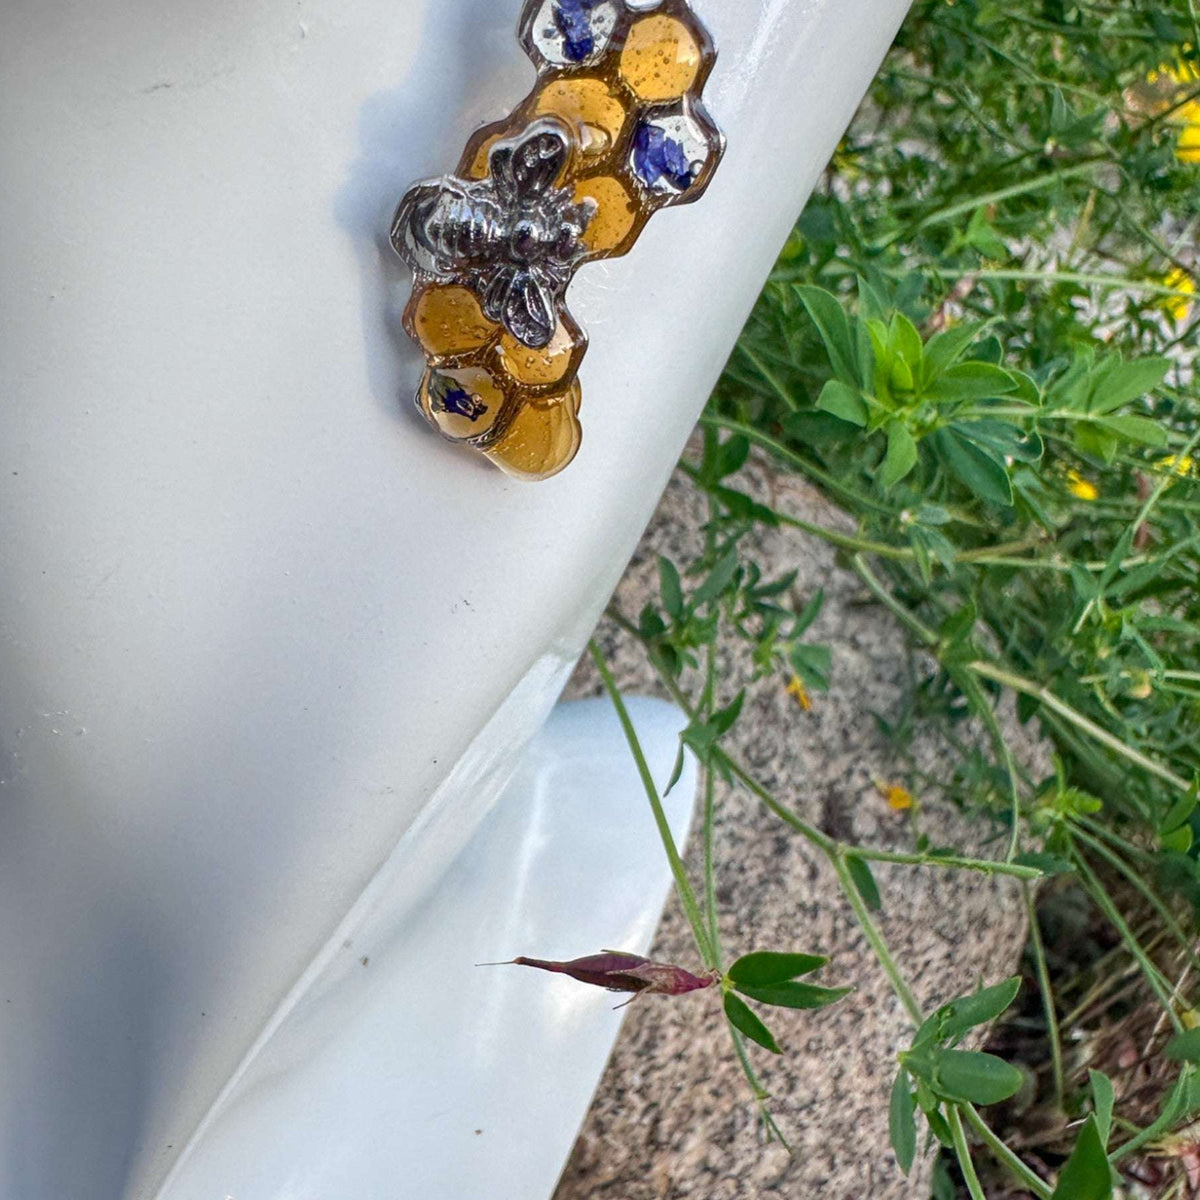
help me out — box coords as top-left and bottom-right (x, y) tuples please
(156, 696), (698, 1200)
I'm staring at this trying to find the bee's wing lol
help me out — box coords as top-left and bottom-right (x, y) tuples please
(481, 264), (519, 326)
(490, 121), (571, 205)
(502, 270), (556, 350)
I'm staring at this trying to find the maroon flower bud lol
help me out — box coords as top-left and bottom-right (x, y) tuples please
(488, 951), (720, 1002)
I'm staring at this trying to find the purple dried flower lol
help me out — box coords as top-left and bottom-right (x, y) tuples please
(494, 951), (720, 1000)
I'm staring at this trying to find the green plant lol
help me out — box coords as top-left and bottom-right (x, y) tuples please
(585, 1), (1200, 1195)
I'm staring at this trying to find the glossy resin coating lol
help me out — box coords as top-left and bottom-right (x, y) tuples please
(392, 0), (724, 481)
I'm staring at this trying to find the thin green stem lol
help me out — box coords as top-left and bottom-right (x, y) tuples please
(1069, 843), (1183, 1030)
(590, 640), (717, 969)
(948, 1106), (988, 1200)
(831, 850), (923, 1024)
(963, 1103), (1054, 1199)
(969, 660), (1193, 796)
(1023, 883), (1065, 1114)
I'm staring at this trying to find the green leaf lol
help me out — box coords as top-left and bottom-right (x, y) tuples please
(923, 362), (1019, 403)
(710, 691), (745, 736)
(816, 379), (868, 427)
(796, 285), (858, 384)
(728, 951), (828, 986)
(658, 556), (684, 620)
(966, 206), (1009, 258)
(1161, 785), (1199, 835)
(790, 642), (832, 691)
(889, 1069), (918, 1174)
(693, 546), (739, 606)
(933, 428), (1013, 507)
(847, 855), (883, 912)
(1166, 1028), (1200, 1064)
(1051, 1117), (1113, 1200)
(1087, 355), (1170, 415)
(1089, 1069), (1114, 1146)
(933, 1049), (1023, 1105)
(923, 322), (988, 381)
(1013, 851), (1074, 876)
(879, 420), (919, 490)
(724, 992), (782, 1054)
(892, 312), (925, 375)
(1092, 414), (1168, 447)
(916, 978), (1022, 1048)
(1163, 825), (1193, 854)
(735, 981), (852, 1009)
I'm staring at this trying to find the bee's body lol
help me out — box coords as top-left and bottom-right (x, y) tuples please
(392, 119), (594, 349)
(405, 184), (509, 276)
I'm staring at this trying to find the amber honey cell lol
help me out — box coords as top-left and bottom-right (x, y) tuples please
(485, 382), (583, 481)
(533, 77), (628, 162)
(497, 320), (580, 386)
(572, 175), (640, 255)
(411, 285), (499, 357)
(618, 15), (703, 102)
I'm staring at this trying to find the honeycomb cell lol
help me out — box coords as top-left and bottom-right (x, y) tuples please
(618, 15), (702, 102)
(572, 175), (638, 254)
(412, 285), (499, 357)
(533, 77), (627, 160)
(418, 365), (507, 442)
(485, 383), (583, 480)
(498, 319), (578, 385)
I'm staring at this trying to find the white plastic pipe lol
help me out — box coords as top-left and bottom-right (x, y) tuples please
(0, 0), (912, 1196)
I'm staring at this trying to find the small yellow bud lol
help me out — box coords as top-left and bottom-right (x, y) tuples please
(876, 781), (915, 811)
(1163, 268), (1195, 324)
(786, 676), (813, 712)
(1067, 470), (1099, 502)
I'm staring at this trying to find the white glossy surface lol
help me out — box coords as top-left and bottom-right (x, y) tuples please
(0, 0), (912, 1196)
(158, 697), (696, 1200)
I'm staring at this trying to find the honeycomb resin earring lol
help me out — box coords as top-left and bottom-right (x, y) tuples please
(391, 0), (725, 481)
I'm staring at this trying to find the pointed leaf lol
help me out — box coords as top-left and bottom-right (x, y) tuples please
(724, 992), (781, 1054)
(728, 951), (828, 986)
(847, 855), (883, 912)
(879, 421), (918, 490)
(889, 1069), (918, 1174)
(796, 285), (858, 384)
(735, 982), (852, 1010)
(658, 556), (684, 620)
(817, 379), (868, 426)
(1089, 1069), (1114, 1146)
(933, 1049), (1023, 1105)
(1051, 1116), (1113, 1200)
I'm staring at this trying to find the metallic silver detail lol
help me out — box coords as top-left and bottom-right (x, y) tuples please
(391, 118), (596, 350)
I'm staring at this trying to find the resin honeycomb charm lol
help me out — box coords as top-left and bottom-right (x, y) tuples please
(391, 0), (724, 482)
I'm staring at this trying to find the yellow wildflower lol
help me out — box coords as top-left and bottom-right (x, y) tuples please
(1162, 453), (1196, 476)
(786, 675), (813, 712)
(1163, 267), (1196, 323)
(876, 781), (915, 812)
(1176, 101), (1200, 164)
(1067, 470), (1099, 501)
(1149, 58), (1199, 87)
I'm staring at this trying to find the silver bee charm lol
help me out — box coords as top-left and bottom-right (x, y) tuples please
(391, 118), (595, 349)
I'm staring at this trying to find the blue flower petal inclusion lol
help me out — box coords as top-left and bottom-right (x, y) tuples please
(553, 0), (600, 63)
(632, 122), (696, 192)
(438, 385), (488, 422)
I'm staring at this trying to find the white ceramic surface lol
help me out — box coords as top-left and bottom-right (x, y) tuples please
(157, 697), (697, 1200)
(0, 0), (912, 1196)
